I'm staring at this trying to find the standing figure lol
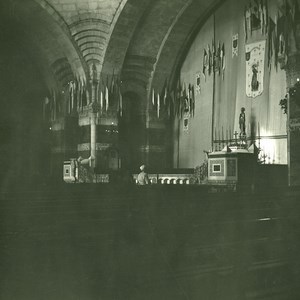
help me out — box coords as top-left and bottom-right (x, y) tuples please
(239, 107), (246, 136)
(251, 64), (259, 91)
(137, 165), (149, 185)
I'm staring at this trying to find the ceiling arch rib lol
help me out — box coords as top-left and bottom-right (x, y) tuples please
(121, 0), (223, 94)
(69, 17), (110, 71)
(33, 0), (88, 82)
(101, 0), (153, 78)
(1, 0), (87, 91)
(45, 0), (128, 77)
(152, 0), (224, 90)
(122, 54), (156, 88)
(51, 58), (75, 88)
(2, 0), (224, 97)
(121, 0), (195, 92)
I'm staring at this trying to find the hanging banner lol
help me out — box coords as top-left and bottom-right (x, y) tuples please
(244, 0), (268, 42)
(196, 72), (201, 94)
(183, 112), (190, 132)
(105, 86), (109, 111)
(245, 40), (266, 98)
(220, 43), (226, 79)
(157, 93), (160, 119)
(152, 89), (155, 106)
(232, 34), (238, 57)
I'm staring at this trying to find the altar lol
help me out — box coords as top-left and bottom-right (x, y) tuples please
(207, 147), (256, 190)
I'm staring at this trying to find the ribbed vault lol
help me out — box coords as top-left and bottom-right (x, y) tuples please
(0, 0), (222, 97)
(120, 0), (223, 95)
(0, 0), (86, 91)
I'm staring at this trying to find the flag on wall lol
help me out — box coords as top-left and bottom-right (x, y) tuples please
(163, 86), (167, 105)
(152, 89), (155, 106)
(100, 90), (103, 113)
(202, 48), (208, 80)
(245, 40), (266, 98)
(119, 89), (123, 117)
(232, 34), (238, 57)
(221, 43), (226, 80)
(208, 45), (213, 75)
(105, 86), (109, 111)
(157, 93), (160, 118)
(196, 72), (201, 94)
(213, 41), (220, 73)
(244, 0), (268, 42)
(188, 84), (195, 117)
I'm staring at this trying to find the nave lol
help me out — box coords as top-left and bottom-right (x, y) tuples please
(1, 185), (300, 300)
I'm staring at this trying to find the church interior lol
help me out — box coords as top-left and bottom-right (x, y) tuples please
(1, 0), (300, 299)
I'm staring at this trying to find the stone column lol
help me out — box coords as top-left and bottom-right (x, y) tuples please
(143, 102), (171, 171)
(286, 54), (300, 186)
(90, 111), (97, 168)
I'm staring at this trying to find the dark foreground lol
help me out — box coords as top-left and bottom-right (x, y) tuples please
(1, 184), (300, 300)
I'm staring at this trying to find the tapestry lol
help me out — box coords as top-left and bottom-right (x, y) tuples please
(245, 40), (266, 98)
(244, 0), (268, 42)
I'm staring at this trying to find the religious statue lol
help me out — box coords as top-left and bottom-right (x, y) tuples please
(251, 64), (259, 92)
(239, 107), (246, 136)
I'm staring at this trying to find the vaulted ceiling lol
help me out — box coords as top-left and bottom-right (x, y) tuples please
(0, 0), (223, 96)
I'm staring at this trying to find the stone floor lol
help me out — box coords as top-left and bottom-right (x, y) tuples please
(1, 184), (300, 299)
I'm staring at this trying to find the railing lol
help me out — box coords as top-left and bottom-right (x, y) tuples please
(133, 173), (193, 185)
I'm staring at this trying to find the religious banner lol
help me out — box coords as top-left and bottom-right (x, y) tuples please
(245, 40), (266, 98)
(276, 12), (288, 69)
(244, 0), (268, 42)
(232, 34), (238, 57)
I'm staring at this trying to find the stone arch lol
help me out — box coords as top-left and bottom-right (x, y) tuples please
(152, 0), (224, 90)
(101, 0), (152, 78)
(119, 0), (223, 96)
(2, 0), (87, 91)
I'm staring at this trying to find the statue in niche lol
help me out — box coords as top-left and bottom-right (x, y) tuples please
(239, 107), (246, 137)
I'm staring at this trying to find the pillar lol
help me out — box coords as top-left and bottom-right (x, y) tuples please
(90, 112), (97, 168)
(286, 54), (300, 186)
